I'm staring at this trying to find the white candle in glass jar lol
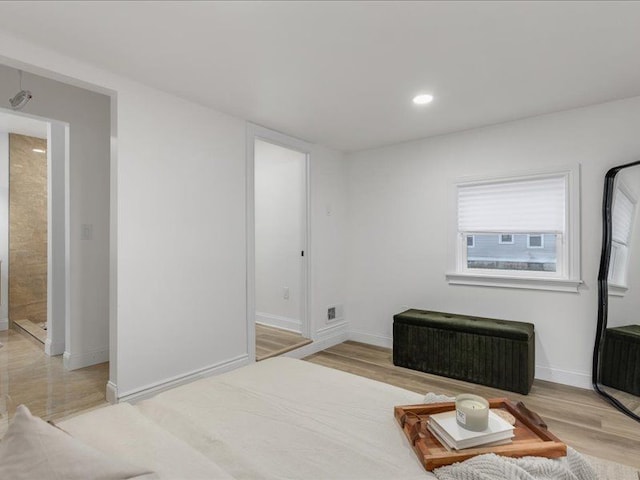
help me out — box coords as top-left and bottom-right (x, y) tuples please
(455, 394), (489, 431)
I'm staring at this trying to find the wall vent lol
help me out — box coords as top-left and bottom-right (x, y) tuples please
(327, 304), (344, 323)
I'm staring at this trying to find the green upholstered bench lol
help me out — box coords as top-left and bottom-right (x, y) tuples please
(601, 324), (640, 396)
(393, 309), (535, 394)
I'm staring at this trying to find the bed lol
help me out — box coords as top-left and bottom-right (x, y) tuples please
(59, 357), (431, 479)
(0, 357), (634, 479)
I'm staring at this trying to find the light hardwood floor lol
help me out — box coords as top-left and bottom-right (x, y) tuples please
(2, 325), (638, 469)
(256, 324), (312, 361)
(304, 341), (640, 469)
(0, 327), (109, 436)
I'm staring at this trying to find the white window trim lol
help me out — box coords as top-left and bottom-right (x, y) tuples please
(467, 235), (475, 248)
(527, 234), (544, 249)
(446, 165), (582, 293)
(498, 234), (514, 244)
(608, 283), (629, 297)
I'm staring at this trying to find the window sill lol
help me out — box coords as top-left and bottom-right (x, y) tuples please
(446, 272), (583, 293)
(608, 283), (628, 297)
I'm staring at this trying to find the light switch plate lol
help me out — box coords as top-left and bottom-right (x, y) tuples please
(81, 224), (93, 240)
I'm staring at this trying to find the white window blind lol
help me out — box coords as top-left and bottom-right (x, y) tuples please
(612, 188), (634, 246)
(609, 186), (635, 288)
(458, 176), (566, 233)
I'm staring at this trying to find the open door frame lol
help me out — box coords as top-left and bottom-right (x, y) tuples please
(0, 107), (69, 357)
(246, 123), (311, 362)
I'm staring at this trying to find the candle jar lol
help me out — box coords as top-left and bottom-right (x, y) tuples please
(455, 394), (489, 431)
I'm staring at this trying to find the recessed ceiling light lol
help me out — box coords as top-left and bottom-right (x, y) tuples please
(32, 148), (46, 153)
(412, 94), (434, 105)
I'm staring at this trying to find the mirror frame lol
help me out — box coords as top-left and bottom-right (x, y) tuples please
(593, 159), (640, 423)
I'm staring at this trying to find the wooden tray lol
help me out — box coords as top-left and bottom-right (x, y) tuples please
(394, 398), (566, 471)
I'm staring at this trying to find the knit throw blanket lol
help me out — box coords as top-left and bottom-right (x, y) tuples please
(422, 393), (598, 480)
(433, 448), (597, 480)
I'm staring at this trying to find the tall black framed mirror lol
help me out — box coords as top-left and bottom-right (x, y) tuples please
(593, 160), (640, 423)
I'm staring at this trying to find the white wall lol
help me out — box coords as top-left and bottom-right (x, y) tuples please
(0, 64), (111, 368)
(0, 32), (247, 398)
(346, 96), (640, 389)
(0, 29), (348, 399)
(307, 144), (348, 345)
(110, 82), (248, 397)
(255, 139), (306, 332)
(0, 132), (7, 330)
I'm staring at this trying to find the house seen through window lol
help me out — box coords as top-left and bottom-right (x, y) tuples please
(466, 233), (556, 272)
(498, 234), (514, 244)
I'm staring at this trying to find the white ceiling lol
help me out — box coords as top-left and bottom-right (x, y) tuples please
(0, 1), (639, 152)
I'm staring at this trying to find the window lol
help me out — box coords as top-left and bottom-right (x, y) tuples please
(447, 168), (581, 292)
(608, 183), (636, 295)
(467, 235), (475, 248)
(527, 234), (544, 248)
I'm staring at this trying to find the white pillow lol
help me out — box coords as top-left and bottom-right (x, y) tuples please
(0, 405), (156, 480)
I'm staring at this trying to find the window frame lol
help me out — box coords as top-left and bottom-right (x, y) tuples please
(446, 166), (582, 293)
(527, 234), (544, 249)
(498, 234), (514, 244)
(466, 234), (475, 248)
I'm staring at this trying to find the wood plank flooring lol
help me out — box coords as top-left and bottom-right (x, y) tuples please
(304, 341), (640, 469)
(2, 323), (638, 469)
(0, 327), (109, 436)
(256, 324), (312, 361)
(13, 318), (47, 344)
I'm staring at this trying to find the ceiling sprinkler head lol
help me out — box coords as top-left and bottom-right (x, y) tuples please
(9, 90), (33, 111)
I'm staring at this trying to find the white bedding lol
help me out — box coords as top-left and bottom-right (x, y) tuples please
(60, 357), (435, 479)
(59, 403), (233, 479)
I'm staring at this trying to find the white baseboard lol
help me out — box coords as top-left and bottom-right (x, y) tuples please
(348, 330), (393, 349)
(105, 381), (118, 405)
(283, 321), (348, 359)
(535, 365), (592, 390)
(256, 312), (301, 333)
(63, 348), (109, 371)
(117, 354), (250, 403)
(0, 318), (7, 331)
(44, 338), (65, 356)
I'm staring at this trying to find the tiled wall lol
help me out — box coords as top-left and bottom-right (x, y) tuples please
(9, 133), (47, 325)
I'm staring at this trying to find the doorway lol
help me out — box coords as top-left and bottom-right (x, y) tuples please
(0, 108), (68, 357)
(8, 132), (48, 344)
(247, 126), (312, 361)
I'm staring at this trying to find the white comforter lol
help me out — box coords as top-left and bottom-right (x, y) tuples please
(60, 357), (433, 479)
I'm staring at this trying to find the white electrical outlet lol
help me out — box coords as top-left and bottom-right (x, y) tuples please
(283, 287), (290, 300)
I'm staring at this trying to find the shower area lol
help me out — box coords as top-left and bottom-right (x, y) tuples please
(0, 129), (48, 344)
